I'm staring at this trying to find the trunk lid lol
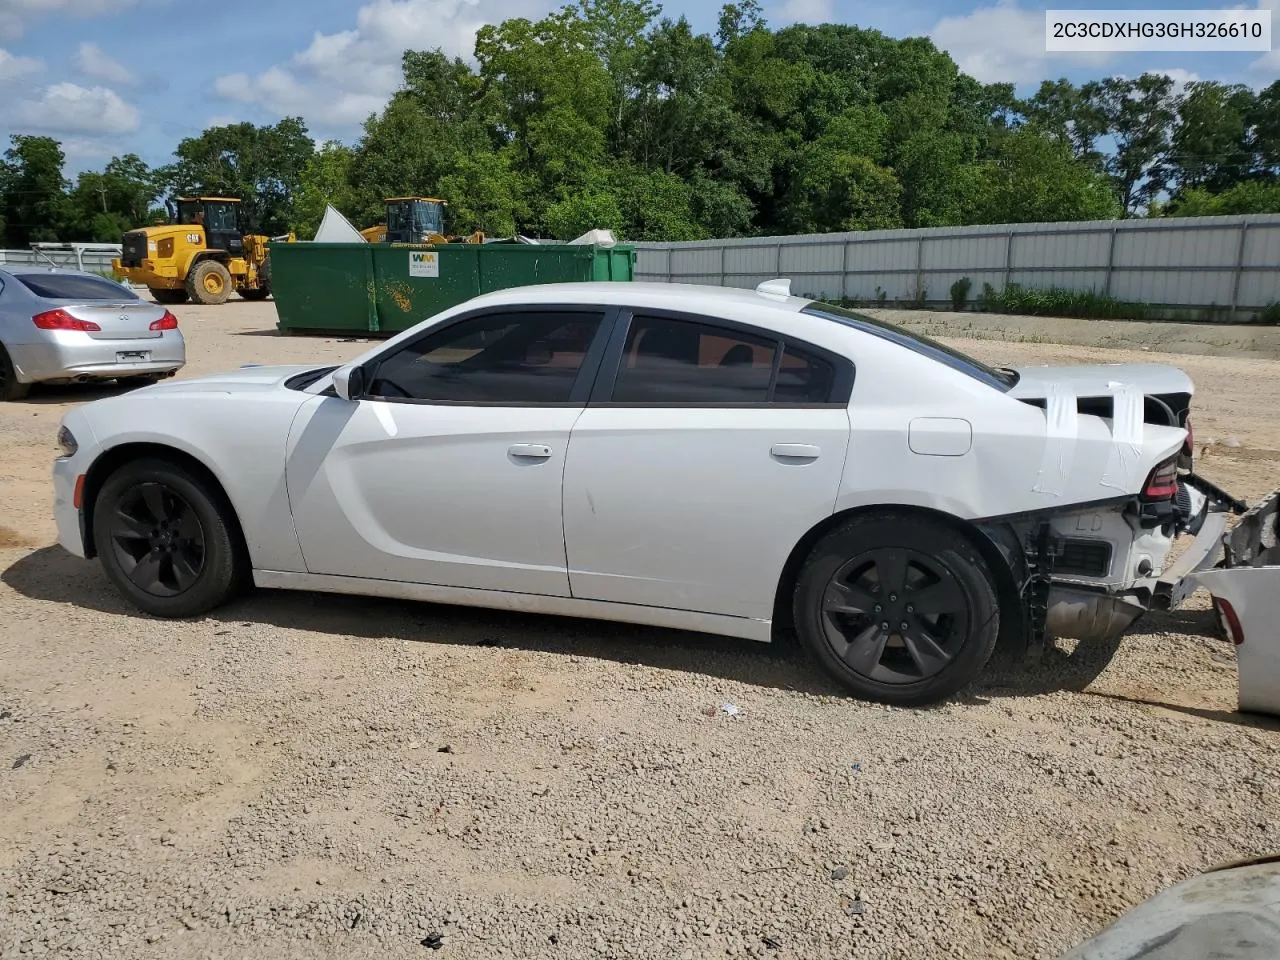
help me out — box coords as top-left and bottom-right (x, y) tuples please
(1008, 364), (1193, 401)
(49, 300), (172, 341)
(1009, 363), (1194, 431)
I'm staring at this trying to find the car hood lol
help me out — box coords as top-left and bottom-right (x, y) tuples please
(1008, 363), (1193, 400)
(140, 363), (324, 394)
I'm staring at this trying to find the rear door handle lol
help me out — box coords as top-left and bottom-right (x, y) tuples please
(771, 443), (821, 461)
(508, 443), (553, 460)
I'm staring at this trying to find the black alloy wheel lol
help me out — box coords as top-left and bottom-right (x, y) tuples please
(106, 480), (207, 597)
(93, 458), (247, 617)
(794, 512), (1001, 706)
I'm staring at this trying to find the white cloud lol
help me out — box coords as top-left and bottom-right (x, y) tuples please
(0, 46), (43, 83)
(213, 0), (548, 134)
(1153, 68), (1200, 95)
(771, 0), (835, 25)
(0, 0), (153, 39)
(75, 42), (135, 85)
(12, 82), (141, 135)
(931, 0), (1111, 84)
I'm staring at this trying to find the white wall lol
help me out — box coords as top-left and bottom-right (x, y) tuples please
(634, 214), (1280, 319)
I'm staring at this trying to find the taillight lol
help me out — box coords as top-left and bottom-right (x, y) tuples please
(149, 310), (178, 331)
(1142, 457), (1179, 500)
(33, 309), (100, 332)
(1216, 597), (1244, 646)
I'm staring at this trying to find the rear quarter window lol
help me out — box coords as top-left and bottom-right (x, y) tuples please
(802, 303), (1017, 392)
(15, 274), (139, 301)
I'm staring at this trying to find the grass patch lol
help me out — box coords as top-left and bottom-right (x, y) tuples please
(980, 283), (1150, 321)
(1254, 302), (1280, 326)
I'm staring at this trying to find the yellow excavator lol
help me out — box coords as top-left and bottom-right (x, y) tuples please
(359, 197), (484, 245)
(113, 197), (292, 305)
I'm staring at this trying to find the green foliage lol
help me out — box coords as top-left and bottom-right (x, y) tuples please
(1, 135), (73, 246)
(975, 129), (1121, 223)
(68, 154), (159, 241)
(1161, 182), (1280, 218)
(1254, 302), (1280, 326)
(160, 118), (315, 235)
(982, 283), (1149, 321)
(949, 277), (972, 311)
(6, 7), (1280, 248)
(295, 142), (357, 239)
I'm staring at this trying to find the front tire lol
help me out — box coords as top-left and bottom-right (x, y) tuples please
(186, 260), (233, 305)
(793, 512), (1000, 706)
(150, 287), (189, 305)
(0, 345), (31, 401)
(93, 458), (246, 617)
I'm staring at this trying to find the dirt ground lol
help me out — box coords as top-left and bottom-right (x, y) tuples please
(2, 299), (1279, 960)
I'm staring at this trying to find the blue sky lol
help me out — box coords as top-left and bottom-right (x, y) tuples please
(0, 0), (1276, 176)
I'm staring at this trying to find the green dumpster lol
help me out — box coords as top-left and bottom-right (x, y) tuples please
(269, 241), (636, 335)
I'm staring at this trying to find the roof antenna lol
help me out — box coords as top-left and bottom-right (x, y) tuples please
(755, 278), (791, 298)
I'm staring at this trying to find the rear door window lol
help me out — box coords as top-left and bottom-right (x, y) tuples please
(607, 314), (851, 405)
(15, 274), (138, 301)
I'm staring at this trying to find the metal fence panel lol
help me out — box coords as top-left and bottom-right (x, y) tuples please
(634, 213), (1280, 319)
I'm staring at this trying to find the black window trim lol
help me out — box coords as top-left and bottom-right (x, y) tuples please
(587, 306), (855, 408)
(354, 303), (621, 408)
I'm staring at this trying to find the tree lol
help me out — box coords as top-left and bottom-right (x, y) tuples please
(161, 118), (314, 234)
(544, 190), (624, 239)
(1096, 74), (1176, 215)
(781, 147), (901, 232)
(976, 130), (1120, 223)
(68, 154), (159, 241)
(1023, 79), (1107, 165)
(1, 135), (72, 246)
(1160, 181), (1280, 217)
(1248, 80), (1280, 181)
(1170, 81), (1256, 194)
(294, 141), (357, 239)
(437, 148), (532, 236)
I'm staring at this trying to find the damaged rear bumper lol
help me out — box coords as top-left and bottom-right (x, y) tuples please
(1034, 477), (1254, 645)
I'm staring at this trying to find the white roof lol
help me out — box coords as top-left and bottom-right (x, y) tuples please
(464, 281), (812, 315)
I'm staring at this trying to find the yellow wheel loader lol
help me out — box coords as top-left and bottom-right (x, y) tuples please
(113, 198), (292, 306)
(358, 198), (485, 245)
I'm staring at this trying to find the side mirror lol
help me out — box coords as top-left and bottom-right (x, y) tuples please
(332, 364), (366, 401)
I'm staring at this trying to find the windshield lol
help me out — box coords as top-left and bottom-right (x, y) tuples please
(388, 201), (443, 238)
(16, 273), (139, 301)
(801, 303), (1018, 391)
(177, 201), (238, 232)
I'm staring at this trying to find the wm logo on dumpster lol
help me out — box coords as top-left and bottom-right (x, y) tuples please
(408, 251), (439, 278)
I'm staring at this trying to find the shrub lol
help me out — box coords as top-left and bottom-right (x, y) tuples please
(983, 284), (1148, 321)
(949, 277), (972, 312)
(1254, 302), (1280, 326)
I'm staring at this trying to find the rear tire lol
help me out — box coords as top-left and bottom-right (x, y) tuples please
(93, 458), (247, 617)
(0, 344), (31, 401)
(240, 287), (271, 301)
(793, 512), (1001, 706)
(186, 260), (233, 306)
(150, 287), (189, 305)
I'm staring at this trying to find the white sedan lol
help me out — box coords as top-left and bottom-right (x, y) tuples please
(50, 280), (1235, 705)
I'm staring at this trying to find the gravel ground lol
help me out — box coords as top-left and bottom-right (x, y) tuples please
(2, 300), (1279, 960)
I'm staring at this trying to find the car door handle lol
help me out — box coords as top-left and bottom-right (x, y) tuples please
(508, 443), (553, 460)
(771, 443), (821, 461)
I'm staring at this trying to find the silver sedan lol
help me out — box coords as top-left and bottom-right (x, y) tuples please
(0, 266), (185, 401)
